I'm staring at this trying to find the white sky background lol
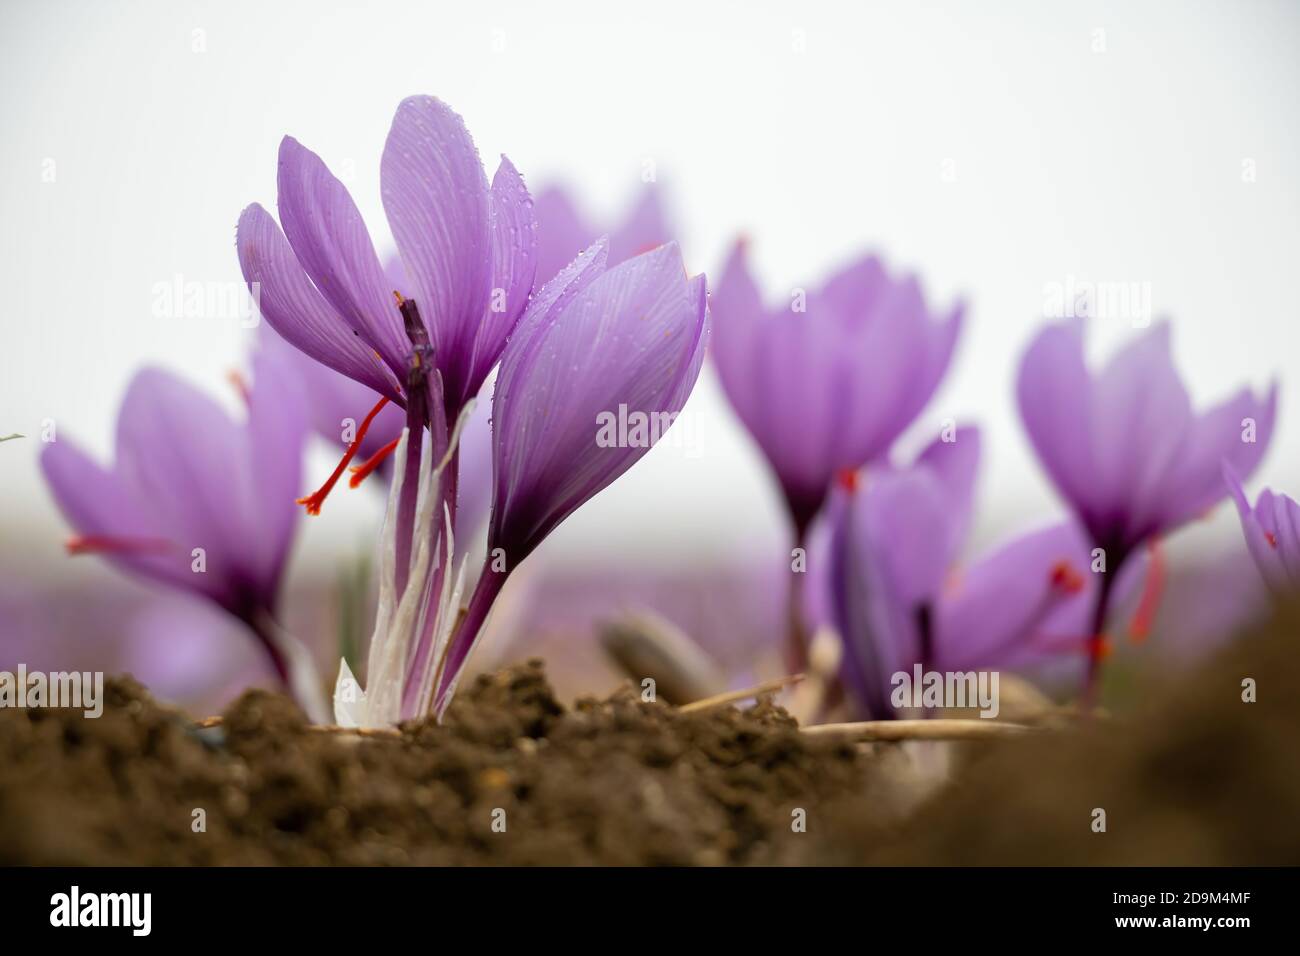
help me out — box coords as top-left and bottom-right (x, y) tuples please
(2, 0), (1298, 583)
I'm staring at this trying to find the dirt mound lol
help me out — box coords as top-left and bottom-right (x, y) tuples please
(0, 661), (871, 865)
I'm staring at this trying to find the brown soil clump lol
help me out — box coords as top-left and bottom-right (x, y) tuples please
(0, 661), (870, 865)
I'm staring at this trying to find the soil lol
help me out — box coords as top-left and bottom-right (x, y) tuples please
(2, 605), (1297, 866)
(0, 661), (874, 865)
(829, 602), (1300, 866)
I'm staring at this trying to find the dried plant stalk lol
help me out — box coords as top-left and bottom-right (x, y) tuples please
(676, 675), (804, 714)
(801, 719), (1036, 741)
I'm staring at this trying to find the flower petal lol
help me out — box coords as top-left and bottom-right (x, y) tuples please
(826, 490), (916, 718)
(241, 345), (308, 601)
(1164, 384), (1277, 527)
(934, 522), (1095, 671)
(113, 369), (257, 608)
(1090, 322), (1193, 543)
(1266, 489), (1300, 586)
(914, 425), (981, 558)
(859, 468), (955, 607)
(276, 137), (409, 379)
(1224, 464), (1288, 590)
(238, 203), (402, 403)
(381, 96), (493, 406)
(1017, 320), (1099, 527)
(41, 436), (201, 589)
(491, 242), (707, 560)
(710, 242), (770, 443)
(899, 300), (962, 429)
(459, 156), (537, 404)
(609, 185), (671, 263)
(533, 185), (593, 288)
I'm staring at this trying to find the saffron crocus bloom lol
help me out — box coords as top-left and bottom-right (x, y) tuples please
(827, 430), (1096, 718)
(1017, 319), (1276, 698)
(238, 95), (538, 723)
(337, 240), (707, 725)
(39, 352), (328, 720)
(237, 95), (537, 424)
(428, 239), (708, 715)
(236, 94), (535, 574)
(533, 183), (671, 291)
(711, 241), (962, 668)
(1225, 466), (1300, 595)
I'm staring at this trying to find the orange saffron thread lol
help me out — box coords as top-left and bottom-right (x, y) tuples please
(1128, 541), (1166, 643)
(296, 397), (391, 515)
(348, 437), (401, 488)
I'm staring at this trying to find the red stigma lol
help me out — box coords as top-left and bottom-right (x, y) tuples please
(1049, 559), (1085, 595)
(835, 468), (860, 494)
(66, 535), (172, 556)
(1127, 540), (1166, 643)
(348, 436), (400, 489)
(1265, 531), (1278, 549)
(296, 397), (391, 515)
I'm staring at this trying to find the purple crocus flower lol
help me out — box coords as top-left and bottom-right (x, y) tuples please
(1017, 319), (1276, 699)
(39, 350), (327, 720)
(827, 429), (1096, 718)
(427, 239), (709, 714)
(238, 95), (537, 425)
(533, 183), (671, 292)
(1225, 466), (1300, 595)
(236, 94), (537, 602)
(237, 95), (543, 724)
(710, 240), (962, 669)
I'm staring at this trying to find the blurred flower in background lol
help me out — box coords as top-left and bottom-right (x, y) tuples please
(1225, 466), (1300, 595)
(38, 347), (327, 719)
(0, 573), (268, 717)
(710, 241), (962, 671)
(826, 429), (1097, 718)
(533, 183), (672, 287)
(1017, 319), (1277, 700)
